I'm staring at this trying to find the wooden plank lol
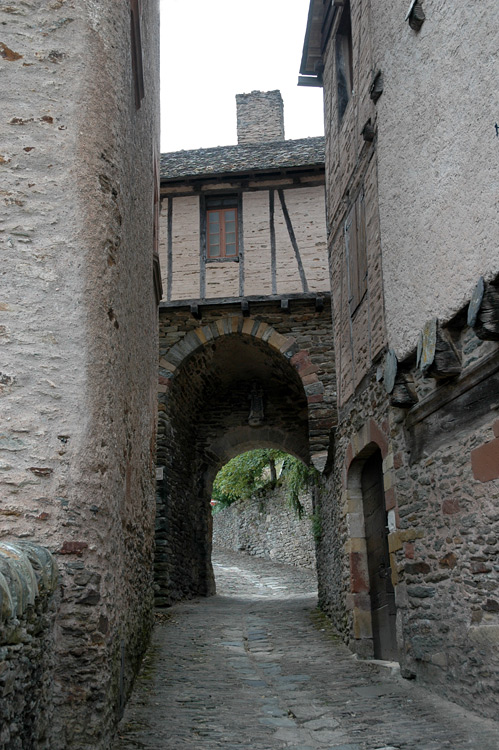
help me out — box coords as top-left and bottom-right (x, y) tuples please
(167, 197), (173, 302)
(407, 362), (499, 461)
(130, 0), (144, 109)
(199, 195), (206, 299)
(238, 192), (244, 297)
(407, 350), (499, 429)
(159, 291), (331, 310)
(269, 190), (277, 295)
(277, 189), (309, 293)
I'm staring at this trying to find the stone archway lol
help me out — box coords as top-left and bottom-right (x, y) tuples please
(155, 313), (336, 606)
(159, 315), (332, 471)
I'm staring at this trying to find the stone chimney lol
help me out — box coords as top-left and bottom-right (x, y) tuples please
(236, 90), (285, 145)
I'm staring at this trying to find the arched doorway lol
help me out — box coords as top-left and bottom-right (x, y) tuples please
(346, 442), (398, 661)
(361, 450), (397, 660)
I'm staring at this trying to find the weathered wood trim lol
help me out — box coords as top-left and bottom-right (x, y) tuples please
(407, 350), (499, 429)
(269, 190), (277, 295)
(159, 291), (331, 311)
(199, 194), (206, 299)
(130, 0), (144, 109)
(166, 197), (173, 302)
(160, 179), (325, 199)
(160, 167), (325, 193)
(238, 192), (244, 297)
(277, 189), (309, 293)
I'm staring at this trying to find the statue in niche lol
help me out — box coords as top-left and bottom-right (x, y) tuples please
(248, 382), (264, 427)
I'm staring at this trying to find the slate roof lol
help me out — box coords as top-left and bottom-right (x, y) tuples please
(160, 136), (325, 182)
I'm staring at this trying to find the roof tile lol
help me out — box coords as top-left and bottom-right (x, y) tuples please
(160, 136), (325, 181)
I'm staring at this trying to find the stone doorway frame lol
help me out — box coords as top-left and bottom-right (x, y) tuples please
(343, 419), (399, 660)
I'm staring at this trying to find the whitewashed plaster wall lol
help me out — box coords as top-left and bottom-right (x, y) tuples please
(371, 0), (499, 358)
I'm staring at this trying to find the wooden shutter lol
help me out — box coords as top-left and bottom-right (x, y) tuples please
(345, 189), (367, 314)
(152, 152), (163, 304)
(130, 0), (145, 109)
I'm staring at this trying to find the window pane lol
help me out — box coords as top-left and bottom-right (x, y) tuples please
(225, 210), (235, 221)
(225, 243), (236, 256)
(209, 244), (220, 257)
(225, 232), (236, 244)
(209, 212), (219, 224)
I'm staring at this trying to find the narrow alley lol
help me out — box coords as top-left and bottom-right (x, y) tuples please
(113, 552), (499, 750)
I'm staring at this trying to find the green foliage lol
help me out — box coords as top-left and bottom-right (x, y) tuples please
(212, 449), (285, 509)
(280, 455), (318, 519)
(212, 449), (318, 517)
(310, 513), (322, 542)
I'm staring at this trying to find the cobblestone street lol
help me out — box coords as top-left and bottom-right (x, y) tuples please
(113, 551), (499, 750)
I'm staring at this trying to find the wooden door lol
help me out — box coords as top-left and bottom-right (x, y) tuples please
(361, 451), (398, 660)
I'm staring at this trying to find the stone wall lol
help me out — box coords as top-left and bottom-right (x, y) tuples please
(0, 542), (59, 750)
(315, 314), (499, 718)
(212, 485), (316, 570)
(322, 0), (386, 409)
(316, 0), (499, 719)
(371, 0), (499, 358)
(388, 322), (499, 718)
(236, 90), (285, 145)
(1, 2), (160, 746)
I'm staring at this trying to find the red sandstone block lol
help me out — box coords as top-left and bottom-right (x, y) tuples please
(59, 541), (88, 556)
(314, 418), (334, 430)
(299, 364), (320, 377)
(352, 592), (371, 611)
(384, 486), (396, 510)
(302, 373), (319, 386)
(368, 419), (389, 458)
(494, 420), (499, 439)
(393, 451), (404, 470)
(471, 437), (499, 482)
(442, 498), (461, 515)
(404, 542), (415, 559)
(290, 350), (310, 368)
(350, 551), (369, 593)
(307, 394), (323, 404)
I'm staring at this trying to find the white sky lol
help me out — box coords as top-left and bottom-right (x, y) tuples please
(159, 0), (324, 153)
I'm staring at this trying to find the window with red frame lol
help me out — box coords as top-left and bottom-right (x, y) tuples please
(206, 196), (238, 259)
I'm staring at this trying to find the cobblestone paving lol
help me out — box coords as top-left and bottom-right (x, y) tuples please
(113, 551), (499, 749)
